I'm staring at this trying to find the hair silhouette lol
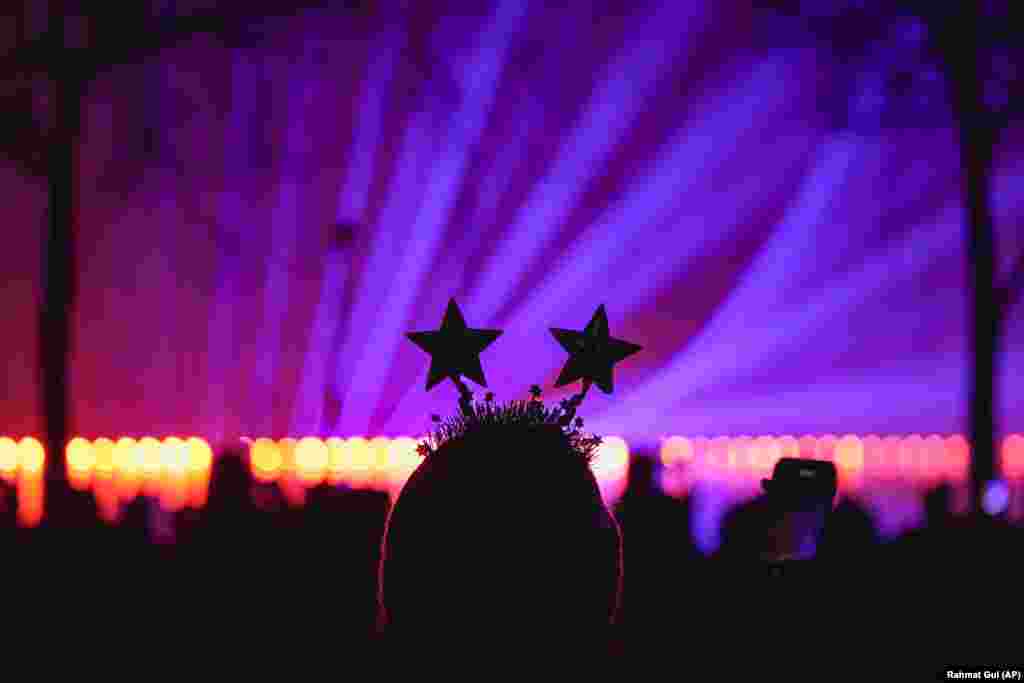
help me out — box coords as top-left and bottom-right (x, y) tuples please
(379, 423), (622, 643)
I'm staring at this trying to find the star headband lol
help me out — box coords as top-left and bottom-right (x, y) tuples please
(406, 299), (642, 460)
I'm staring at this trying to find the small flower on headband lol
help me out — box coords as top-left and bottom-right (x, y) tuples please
(416, 442), (432, 457)
(529, 385), (542, 399)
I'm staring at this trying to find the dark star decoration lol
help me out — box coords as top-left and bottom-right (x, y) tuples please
(406, 299), (503, 390)
(550, 304), (642, 394)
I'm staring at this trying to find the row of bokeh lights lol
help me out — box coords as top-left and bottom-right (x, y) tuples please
(249, 435), (631, 487)
(0, 437), (45, 527)
(3, 433), (1024, 527)
(0, 435), (631, 527)
(658, 434), (1024, 497)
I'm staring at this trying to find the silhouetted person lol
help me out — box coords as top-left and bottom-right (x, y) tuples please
(302, 483), (389, 635)
(379, 424), (622, 654)
(709, 459), (840, 663)
(0, 481), (15, 550)
(205, 448), (254, 518)
(889, 483), (959, 577)
(184, 448), (264, 640)
(718, 493), (774, 561)
(885, 482), (1023, 658)
(818, 496), (879, 561)
(0, 481), (14, 519)
(613, 454), (699, 632)
(759, 459), (836, 562)
(924, 482), (955, 530)
(118, 495), (151, 544)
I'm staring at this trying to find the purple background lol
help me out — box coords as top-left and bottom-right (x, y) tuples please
(3, 1), (1023, 447)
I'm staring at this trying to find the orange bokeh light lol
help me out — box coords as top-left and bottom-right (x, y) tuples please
(113, 437), (143, 502)
(729, 436), (752, 471)
(326, 437), (347, 486)
(778, 435), (799, 461)
(835, 435), (864, 471)
(387, 437), (419, 493)
(0, 437), (17, 483)
(251, 438), (282, 483)
(139, 437), (163, 497)
(347, 437), (372, 489)
(660, 436), (693, 468)
(17, 437), (45, 475)
(593, 436), (629, 482)
(295, 437), (329, 487)
(816, 434), (837, 462)
(755, 436), (781, 472)
(276, 438), (305, 507)
(160, 437), (189, 512)
(186, 438), (213, 509)
(278, 438), (298, 478)
(834, 435), (864, 492)
(66, 437), (95, 491)
(369, 437), (391, 488)
(4, 430), (1017, 520)
(92, 438), (120, 522)
(17, 470), (44, 528)
(186, 438), (213, 473)
(93, 438), (116, 478)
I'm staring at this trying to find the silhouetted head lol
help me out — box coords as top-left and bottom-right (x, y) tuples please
(719, 494), (773, 560)
(207, 448), (252, 513)
(623, 453), (659, 498)
(379, 423), (622, 640)
(761, 458), (837, 560)
(923, 483), (953, 526)
(0, 481), (15, 527)
(819, 497), (879, 558)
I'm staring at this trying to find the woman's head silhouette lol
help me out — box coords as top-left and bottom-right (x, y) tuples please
(379, 422), (622, 639)
(388, 300), (638, 646)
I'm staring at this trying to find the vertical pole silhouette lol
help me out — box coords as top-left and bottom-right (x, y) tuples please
(937, 3), (1000, 514)
(41, 4), (79, 518)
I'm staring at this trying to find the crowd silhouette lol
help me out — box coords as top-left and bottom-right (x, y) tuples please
(1, 445), (1020, 663)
